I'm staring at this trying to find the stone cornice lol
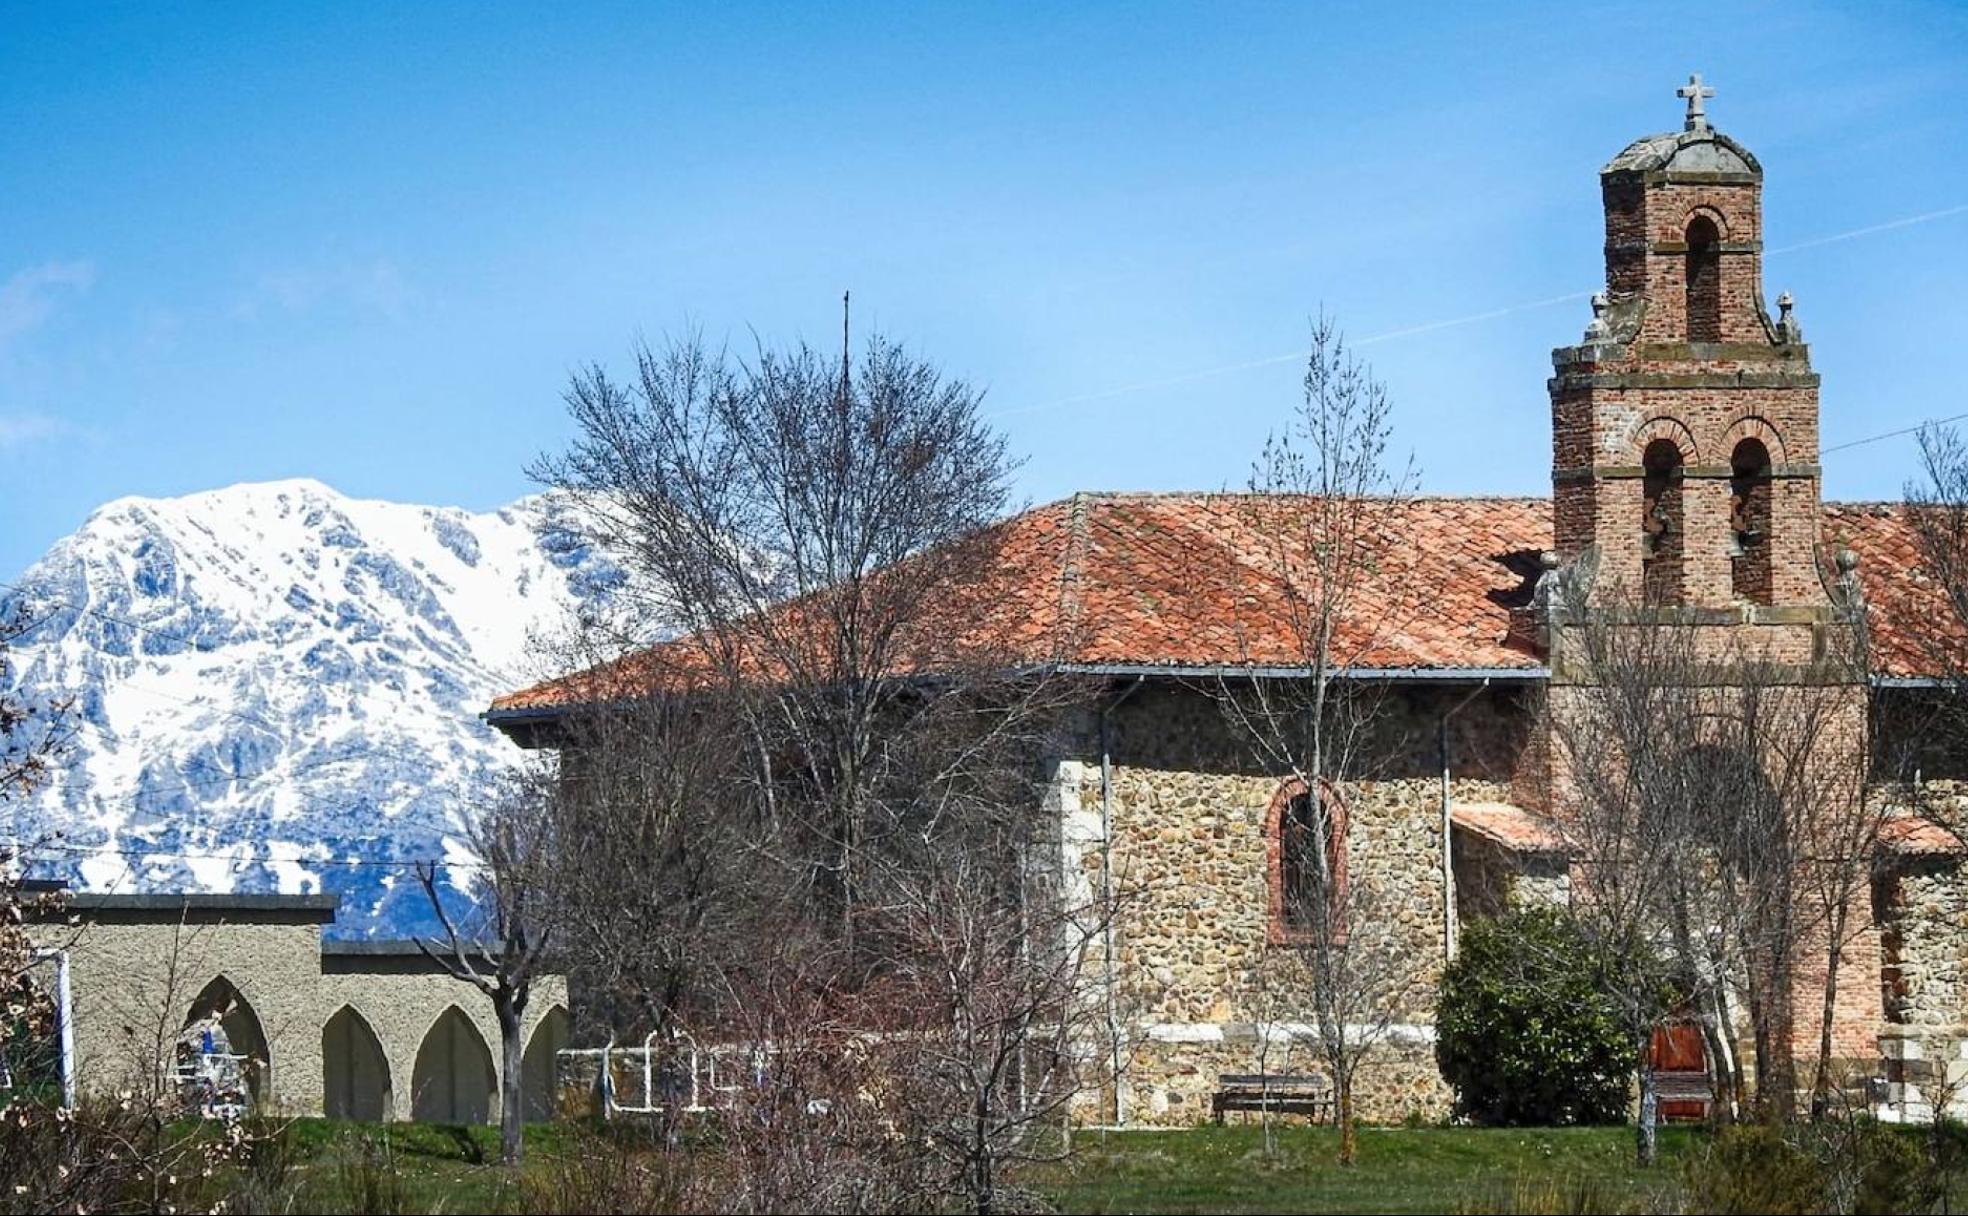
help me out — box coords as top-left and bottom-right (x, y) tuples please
(1553, 463), (1820, 483)
(1549, 368), (1822, 392)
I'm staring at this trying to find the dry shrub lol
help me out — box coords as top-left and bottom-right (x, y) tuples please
(517, 1129), (707, 1215)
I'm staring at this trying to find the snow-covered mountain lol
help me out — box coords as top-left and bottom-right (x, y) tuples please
(1, 479), (622, 936)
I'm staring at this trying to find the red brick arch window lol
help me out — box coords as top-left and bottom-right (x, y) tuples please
(1729, 437), (1774, 604)
(1266, 778), (1349, 946)
(1685, 214), (1723, 342)
(1641, 437), (1685, 606)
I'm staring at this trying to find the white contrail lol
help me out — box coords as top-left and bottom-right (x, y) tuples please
(990, 202), (1966, 422)
(1766, 204), (1968, 256)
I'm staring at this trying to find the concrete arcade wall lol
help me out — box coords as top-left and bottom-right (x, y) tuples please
(28, 894), (568, 1122)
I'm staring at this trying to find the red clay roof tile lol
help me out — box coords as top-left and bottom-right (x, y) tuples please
(492, 494), (1951, 711)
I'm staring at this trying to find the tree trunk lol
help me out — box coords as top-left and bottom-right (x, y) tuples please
(972, 1090), (995, 1216)
(1713, 979), (1749, 1120)
(1811, 897), (1850, 1122)
(498, 998), (525, 1166)
(1636, 1055), (1659, 1168)
(1337, 1074), (1357, 1167)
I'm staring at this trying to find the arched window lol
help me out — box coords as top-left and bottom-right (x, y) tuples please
(1730, 438), (1773, 604)
(323, 1006), (393, 1121)
(1268, 780), (1348, 944)
(1642, 438), (1684, 605)
(1685, 215), (1722, 342)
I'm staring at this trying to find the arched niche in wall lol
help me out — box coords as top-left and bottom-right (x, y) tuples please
(410, 1005), (495, 1124)
(322, 1005), (393, 1122)
(520, 1006), (572, 1122)
(182, 976), (270, 1110)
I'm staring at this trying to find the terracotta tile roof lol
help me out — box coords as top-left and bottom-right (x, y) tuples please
(1877, 815), (1966, 857)
(1823, 503), (1965, 678)
(1451, 801), (1567, 854)
(491, 494), (1954, 713)
(1058, 493), (1550, 671)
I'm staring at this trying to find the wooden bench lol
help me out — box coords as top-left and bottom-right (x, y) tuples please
(1211, 1073), (1335, 1124)
(1654, 1069), (1712, 1122)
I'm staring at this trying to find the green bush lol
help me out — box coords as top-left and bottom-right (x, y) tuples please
(1847, 1120), (1932, 1215)
(1684, 1124), (1827, 1215)
(1435, 906), (1636, 1126)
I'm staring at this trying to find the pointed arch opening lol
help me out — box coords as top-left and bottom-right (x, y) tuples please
(323, 1006), (393, 1122)
(181, 976), (270, 1112)
(1730, 437), (1773, 605)
(1685, 214), (1723, 342)
(411, 1006), (495, 1124)
(521, 1006), (572, 1122)
(1642, 438), (1685, 605)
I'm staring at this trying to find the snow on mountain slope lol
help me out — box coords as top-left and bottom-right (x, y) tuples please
(1, 478), (621, 935)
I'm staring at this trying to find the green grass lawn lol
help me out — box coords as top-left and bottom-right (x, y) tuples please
(1025, 1124), (1698, 1214)
(248, 1118), (1699, 1214)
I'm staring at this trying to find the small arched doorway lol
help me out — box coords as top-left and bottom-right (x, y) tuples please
(182, 976), (271, 1113)
(322, 1006), (393, 1121)
(411, 1006), (495, 1124)
(520, 1006), (572, 1122)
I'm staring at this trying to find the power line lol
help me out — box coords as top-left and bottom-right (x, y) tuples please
(987, 200), (1968, 423)
(1822, 411), (1968, 457)
(33, 841), (488, 871)
(0, 583), (225, 653)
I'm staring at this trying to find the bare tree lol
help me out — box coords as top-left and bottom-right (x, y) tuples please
(530, 306), (1026, 956)
(1545, 594), (1731, 1163)
(1905, 424), (1968, 688)
(1204, 314), (1422, 1165)
(851, 674), (1105, 1216)
(526, 308), (1105, 1209)
(2, 607), (70, 1098)
(416, 773), (556, 1165)
(1545, 572), (1879, 1153)
(540, 682), (750, 1062)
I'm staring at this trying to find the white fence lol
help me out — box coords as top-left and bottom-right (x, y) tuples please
(572, 1032), (781, 1116)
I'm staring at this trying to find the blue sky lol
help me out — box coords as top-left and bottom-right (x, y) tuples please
(3, 2), (1965, 579)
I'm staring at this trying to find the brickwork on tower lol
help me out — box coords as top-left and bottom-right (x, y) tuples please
(1543, 87), (1895, 1109)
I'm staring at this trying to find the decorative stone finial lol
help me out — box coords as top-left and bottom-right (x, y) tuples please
(1776, 291), (1804, 344)
(1583, 291), (1610, 342)
(1677, 72), (1716, 132)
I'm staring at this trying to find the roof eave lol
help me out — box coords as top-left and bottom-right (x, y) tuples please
(1054, 662), (1549, 682)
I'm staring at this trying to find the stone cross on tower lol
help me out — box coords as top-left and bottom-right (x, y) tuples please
(1677, 72), (1716, 131)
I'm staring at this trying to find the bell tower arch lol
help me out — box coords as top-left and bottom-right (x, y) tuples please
(1550, 73), (1826, 656)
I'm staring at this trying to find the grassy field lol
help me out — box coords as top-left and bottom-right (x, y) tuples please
(1026, 1124), (1699, 1214)
(244, 1119), (1700, 1214)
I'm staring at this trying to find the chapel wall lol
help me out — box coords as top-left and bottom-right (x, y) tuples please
(1082, 680), (1531, 1124)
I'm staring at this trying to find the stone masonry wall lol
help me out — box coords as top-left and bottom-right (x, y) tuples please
(1072, 680), (1533, 1125)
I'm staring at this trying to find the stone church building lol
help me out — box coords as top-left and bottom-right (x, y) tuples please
(491, 82), (1968, 1125)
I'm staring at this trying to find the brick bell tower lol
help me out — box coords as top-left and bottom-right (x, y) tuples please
(1548, 73), (1835, 661)
(1541, 78), (1883, 1091)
